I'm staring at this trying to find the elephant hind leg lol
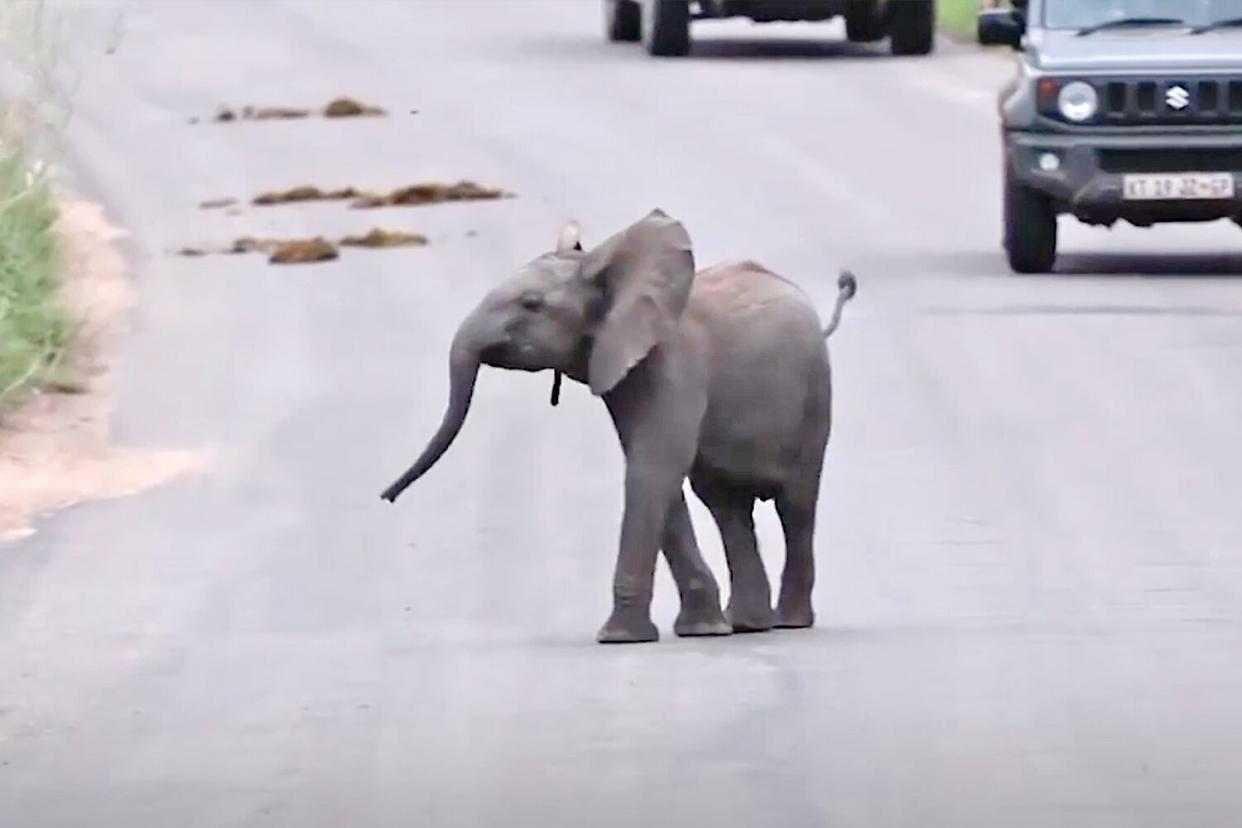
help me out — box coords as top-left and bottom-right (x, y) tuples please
(691, 472), (774, 634)
(662, 492), (731, 637)
(774, 488), (818, 629)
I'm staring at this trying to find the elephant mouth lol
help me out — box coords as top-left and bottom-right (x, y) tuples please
(479, 342), (542, 371)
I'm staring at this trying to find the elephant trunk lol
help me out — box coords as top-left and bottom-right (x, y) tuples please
(380, 314), (490, 503)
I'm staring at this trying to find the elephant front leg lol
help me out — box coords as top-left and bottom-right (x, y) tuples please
(662, 492), (731, 638)
(597, 460), (676, 644)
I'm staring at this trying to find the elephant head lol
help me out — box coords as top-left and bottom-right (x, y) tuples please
(380, 209), (695, 503)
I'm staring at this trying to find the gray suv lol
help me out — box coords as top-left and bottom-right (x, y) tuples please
(606, 1), (935, 57)
(980, 0), (1242, 272)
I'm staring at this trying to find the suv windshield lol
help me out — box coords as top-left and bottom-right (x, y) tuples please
(1044, 0), (1242, 30)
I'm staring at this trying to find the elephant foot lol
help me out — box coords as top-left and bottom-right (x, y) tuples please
(725, 602), (775, 634)
(597, 608), (659, 644)
(674, 598), (732, 638)
(775, 603), (816, 630)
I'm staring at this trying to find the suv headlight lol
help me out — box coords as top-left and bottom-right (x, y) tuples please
(1058, 81), (1098, 123)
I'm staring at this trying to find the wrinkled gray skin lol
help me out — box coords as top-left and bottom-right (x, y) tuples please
(381, 209), (856, 644)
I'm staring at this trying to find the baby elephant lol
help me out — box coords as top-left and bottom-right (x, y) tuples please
(382, 209), (856, 643)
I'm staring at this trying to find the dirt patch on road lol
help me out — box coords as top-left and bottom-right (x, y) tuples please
(0, 198), (200, 543)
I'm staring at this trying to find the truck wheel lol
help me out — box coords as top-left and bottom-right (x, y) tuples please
(1004, 174), (1058, 274)
(642, 0), (691, 56)
(845, 0), (885, 42)
(890, 0), (934, 56)
(605, 0), (641, 42)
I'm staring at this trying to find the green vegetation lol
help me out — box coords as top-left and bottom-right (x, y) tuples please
(0, 147), (64, 404)
(0, 0), (74, 408)
(938, 0), (983, 39)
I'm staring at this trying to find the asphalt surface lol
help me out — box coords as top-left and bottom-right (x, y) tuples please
(4, 3), (1242, 826)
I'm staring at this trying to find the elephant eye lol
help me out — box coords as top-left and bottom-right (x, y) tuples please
(519, 291), (545, 312)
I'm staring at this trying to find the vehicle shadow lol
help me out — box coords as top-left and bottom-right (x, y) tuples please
(878, 249), (1242, 280)
(687, 37), (882, 61)
(512, 34), (884, 63)
(1054, 251), (1242, 278)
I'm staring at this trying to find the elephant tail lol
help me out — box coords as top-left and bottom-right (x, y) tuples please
(822, 270), (857, 338)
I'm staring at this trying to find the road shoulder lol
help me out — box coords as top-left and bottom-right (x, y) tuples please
(0, 197), (199, 542)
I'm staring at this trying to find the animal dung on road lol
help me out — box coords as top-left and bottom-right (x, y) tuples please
(198, 197), (237, 210)
(251, 186), (369, 206)
(350, 180), (510, 208)
(175, 228), (427, 263)
(227, 236), (341, 264)
(323, 97), (387, 118)
(206, 98), (387, 123)
(236, 180), (510, 209)
(267, 238), (339, 264)
(339, 228), (428, 248)
(214, 105), (312, 122)
(176, 236), (338, 264)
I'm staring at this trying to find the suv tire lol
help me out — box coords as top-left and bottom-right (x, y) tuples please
(889, 0), (935, 56)
(605, 0), (641, 42)
(1004, 173), (1058, 274)
(642, 0), (691, 56)
(845, 0), (886, 42)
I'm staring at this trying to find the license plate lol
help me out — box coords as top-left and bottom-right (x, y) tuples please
(1122, 173), (1235, 201)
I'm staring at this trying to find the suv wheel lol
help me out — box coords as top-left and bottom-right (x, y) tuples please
(845, 0), (886, 42)
(889, 0), (934, 56)
(1004, 173), (1058, 274)
(605, 0), (641, 42)
(642, 0), (691, 56)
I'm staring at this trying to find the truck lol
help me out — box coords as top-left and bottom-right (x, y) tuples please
(605, 0), (937, 57)
(980, 0), (1242, 273)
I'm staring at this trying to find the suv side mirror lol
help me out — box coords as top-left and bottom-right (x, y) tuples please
(978, 8), (1025, 48)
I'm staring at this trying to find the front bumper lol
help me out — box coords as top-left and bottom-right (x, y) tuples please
(1006, 130), (1242, 226)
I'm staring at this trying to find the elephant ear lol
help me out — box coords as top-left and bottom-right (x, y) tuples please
(580, 209), (695, 396)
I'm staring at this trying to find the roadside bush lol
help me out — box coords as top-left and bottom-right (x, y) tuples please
(0, 0), (73, 408)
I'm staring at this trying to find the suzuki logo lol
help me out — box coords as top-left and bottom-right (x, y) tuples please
(1166, 85), (1191, 110)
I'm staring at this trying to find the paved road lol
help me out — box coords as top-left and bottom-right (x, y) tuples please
(4, 3), (1242, 826)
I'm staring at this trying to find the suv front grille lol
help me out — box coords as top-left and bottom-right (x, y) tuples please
(1099, 148), (1242, 174)
(1053, 76), (1242, 126)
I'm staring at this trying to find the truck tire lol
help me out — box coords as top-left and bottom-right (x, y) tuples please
(845, 0), (886, 42)
(890, 0), (935, 56)
(642, 0), (691, 56)
(1004, 174), (1058, 274)
(605, 0), (641, 42)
